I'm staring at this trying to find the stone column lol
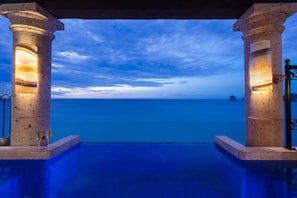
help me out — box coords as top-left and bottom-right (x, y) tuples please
(0, 3), (64, 146)
(234, 3), (297, 147)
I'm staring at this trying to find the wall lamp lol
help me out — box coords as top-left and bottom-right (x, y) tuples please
(249, 40), (284, 91)
(14, 44), (38, 94)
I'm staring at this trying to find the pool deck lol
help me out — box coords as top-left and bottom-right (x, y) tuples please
(215, 135), (297, 160)
(0, 135), (80, 159)
(2, 134), (297, 160)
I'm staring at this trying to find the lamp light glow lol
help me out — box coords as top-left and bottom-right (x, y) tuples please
(250, 40), (272, 91)
(15, 45), (38, 93)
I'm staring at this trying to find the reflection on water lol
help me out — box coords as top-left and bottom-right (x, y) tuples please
(217, 144), (297, 198)
(0, 144), (80, 198)
(0, 161), (49, 198)
(0, 144), (296, 198)
(243, 166), (286, 198)
(286, 168), (297, 198)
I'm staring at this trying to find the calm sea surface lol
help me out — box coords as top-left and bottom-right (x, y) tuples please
(50, 99), (245, 144)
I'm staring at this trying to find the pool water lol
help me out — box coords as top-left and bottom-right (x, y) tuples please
(0, 143), (296, 198)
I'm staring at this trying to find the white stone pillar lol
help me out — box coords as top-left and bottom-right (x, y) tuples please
(234, 3), (297, 147)
(0, 3), (64, 146)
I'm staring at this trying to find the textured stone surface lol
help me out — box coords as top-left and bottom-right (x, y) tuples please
(234, 3), (297, 147)
(0, 3), (64, 146)
(0, 135), (80, 159)
(215, 135), (297, 160)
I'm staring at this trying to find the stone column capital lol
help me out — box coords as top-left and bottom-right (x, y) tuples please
(233, 3), (297, 39)
(0, 3), (64, 39)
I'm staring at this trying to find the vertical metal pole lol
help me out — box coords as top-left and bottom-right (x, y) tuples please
(285, 59), (292, 149)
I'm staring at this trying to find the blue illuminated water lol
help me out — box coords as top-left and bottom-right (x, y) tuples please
(0, 143), (296, 198)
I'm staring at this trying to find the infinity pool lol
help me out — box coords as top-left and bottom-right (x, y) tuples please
(0, 143), (296, 198)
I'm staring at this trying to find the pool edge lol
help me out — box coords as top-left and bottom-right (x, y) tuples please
(215, 135), (297, 161)
(0, 135), (80, 159)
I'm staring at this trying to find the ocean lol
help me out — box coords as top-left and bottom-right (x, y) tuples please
(2, 99), (297, 198)
(50, 99), (245, 144)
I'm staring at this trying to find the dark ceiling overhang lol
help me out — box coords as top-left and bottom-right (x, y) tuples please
(0, 0), (297, 19)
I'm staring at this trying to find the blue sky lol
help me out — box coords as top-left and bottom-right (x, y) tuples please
(0, 14), (297, 99)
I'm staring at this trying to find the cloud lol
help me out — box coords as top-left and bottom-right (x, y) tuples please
(57, 51), (90, 61)
(52, 19), (243, 80)
(51, 85), (154, 98)
(140, 33), (242, 73)
(0, 18), (11, 48)
(0, 82), (11, 94)
(52, 63), (65, 68)
(283, 13), (297, 62)
(51, 69), (244, 99)
(86, 31), (106, 43)
(49, 19), (246, 98)
(8, 14), (297, 98)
